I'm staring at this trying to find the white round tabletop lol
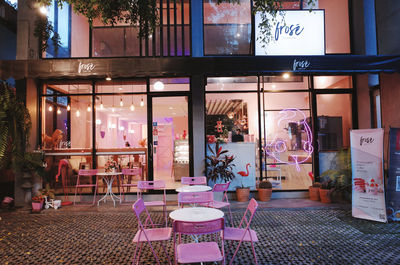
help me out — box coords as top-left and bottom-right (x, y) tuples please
(175, 185), (212, 193)
(96, 172), (123, 176)
(169, 207), (224, 222)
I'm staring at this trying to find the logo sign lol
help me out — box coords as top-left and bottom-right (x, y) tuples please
(255, 10), (325, 55)
(292, 59), (310, 71)
(78, 62), (95, 74)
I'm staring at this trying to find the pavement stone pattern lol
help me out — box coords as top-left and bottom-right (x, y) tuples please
(0, 207), (400, 264)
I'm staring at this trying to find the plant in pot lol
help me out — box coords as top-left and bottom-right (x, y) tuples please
(236, 163), (251, 202)
(319, 180), (334, 203)
(31, 193), (45, 213)
(309, 182), (322, 201)
(258, 179), (272, 202)
(205, 142), (235, 185)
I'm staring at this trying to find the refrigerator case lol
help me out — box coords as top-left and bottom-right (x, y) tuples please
(173, 139), (189, 181)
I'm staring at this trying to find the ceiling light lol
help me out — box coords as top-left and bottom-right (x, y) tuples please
(236, 33), (241, 37)
(169, 107), (174, 110)
(39, 6), (47, 15)
(130, 104), (135, 111)
(96, 119), (102, 125)
(76, 110), (80, 117)
(129, 129), (135, 134)
(120, 98), (123, 107)
(119, 126), (125, 131)
(87, 104), (91, 112)
(67, 105), (71, 111)
(57, 108), (61, 115)
(154, 81), (164, 91)
(118, 87), (123, 91)
(105, 76), (112, 81)
(48, 105), (53, 112)
(112, 107), (115, 112)
(100, 102), (104, 109)
(140, 98), (144, 107)
(283, 73), (290, 79)
(272, 84), (276, 89)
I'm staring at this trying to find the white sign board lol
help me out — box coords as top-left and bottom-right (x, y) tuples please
(255, 10), (325, 55)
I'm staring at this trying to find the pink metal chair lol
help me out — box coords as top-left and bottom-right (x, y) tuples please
(181, 176), (207, 185)
(173, 218), (225, 264)
(201, 182), (233, 225)
(132, 199), (172, 265)
(120, 168), (142, 204)
(178, 191), (214, 208)
(137, 180), (167, 227)
(73, 169), (98, 206)
(224, 198), (259, 265)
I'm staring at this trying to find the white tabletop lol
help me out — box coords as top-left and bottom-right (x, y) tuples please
(96, 172), (123, 176)
(169, 207), (224, 222)
(175, 185), (212, 193)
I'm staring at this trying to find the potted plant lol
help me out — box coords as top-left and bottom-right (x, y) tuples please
(236, 163), (251, 202)
(205, 142), (235, 184)
(31, 194), (45, 213)
(309, 182), (321, 201)
(105, 159), (118, 172)
(319, 180), (334, 203)
(258, 179), (272, 202)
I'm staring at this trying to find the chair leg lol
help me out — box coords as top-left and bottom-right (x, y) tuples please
(147, 241), (162, 265)
(161, 241), (172, 265)
(227, 205), (233, 226)
(229, 241), (243, 265)
(250, 239), (258, 265)
(132, 242), (139, 265)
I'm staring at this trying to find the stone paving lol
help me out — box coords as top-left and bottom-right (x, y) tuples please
(0, 204), (400, 264)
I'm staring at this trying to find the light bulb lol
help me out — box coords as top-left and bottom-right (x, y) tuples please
(120, 99), (123, 107)
(57, 108), (61, 115)
(87, 105), (91, 112)
(140, 99), (144, 107)
(130, 104), (135, 111)
(105, 76), (112, 81)
(154, 81), (164, 91)
(112, 107), (115, 112)
(67, 105), (71, 111)
(283, 73), (290, 79)
(76, 110), (80, 117)
(39, 6), (47, 15)
(100, 103), (104, 109)
(48, 105), (53, 112)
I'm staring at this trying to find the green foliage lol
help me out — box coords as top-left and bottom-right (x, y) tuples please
(206, 142), (236, 183)
(259, 180), (272, 189)
(33, 15), (61, 54)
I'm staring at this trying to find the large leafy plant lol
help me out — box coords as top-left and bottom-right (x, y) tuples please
(206, 142), (235, 183)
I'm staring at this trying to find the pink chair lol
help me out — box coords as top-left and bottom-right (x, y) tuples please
(201, 182), (233, 225)
(224, 198), (259, 265)
(173, 218), (225, 264)
(120, 168), (142, 204)
(73, 169), (98, 206)
(137, 180), (167, 227)
(178, 191), (213, 208)
(181, 176), (207, 185)
(132, 199), (172, 265)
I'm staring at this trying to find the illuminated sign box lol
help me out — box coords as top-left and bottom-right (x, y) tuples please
(255, 10), (325, 56)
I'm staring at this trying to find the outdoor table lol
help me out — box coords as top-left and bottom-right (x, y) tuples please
(175, 185), (212, 193)
(96, 172), (123, 207)
(169, 207), (224, 222)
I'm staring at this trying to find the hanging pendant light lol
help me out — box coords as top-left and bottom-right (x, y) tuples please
(120, 97), (123, 107)
(130, 91), (135, 111)
(67, 85), (71, 111)
(76, 110), (80, 117)
(87, 104), (91, 112)
(140, 97), (144, 107)
(57, 108), (61, 115)
(48, 105), (53, 112)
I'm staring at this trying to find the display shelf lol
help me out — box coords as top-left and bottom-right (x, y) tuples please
(173, 139), (189, 181)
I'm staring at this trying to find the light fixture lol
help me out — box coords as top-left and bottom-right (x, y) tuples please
(96, 119), (102, 125)
(119, 126), (125, 131)
(48, 105), (53, 112)
(105, 76), (112, 81)
(140, 98), (144, 107)
(283, 73), (290, 79)
(87, 104), (91, 112)
(236, 33), (241, 37)
(272, 84), (276, 89)
(130, 104), (135, 111)
(67, 104), (71, 111)
(100, 101), (104, 110)
(39, 6), (47, 15)
(154, 81), (164, 91)
(120, 97), (123, 107)
(57, 108), (61, 115)
(112, 107), (115, 112)
(118, 87), (123, 91)
(76, 110), (80, 117)
(227, 111), (234, 119)
(129, 129), (135, 134)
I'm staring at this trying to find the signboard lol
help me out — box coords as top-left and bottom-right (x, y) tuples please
(386, 128), (400, 221)
(255, 10), (325, 56)
(350, 129), (387, 223)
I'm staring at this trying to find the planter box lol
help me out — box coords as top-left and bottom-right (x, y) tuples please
(236, 188), (250, 202)
(31, 201), (43, 213)
(319, 189), (331, 203)
(258, 188), (272, 202)
(309, 186), (320, 201)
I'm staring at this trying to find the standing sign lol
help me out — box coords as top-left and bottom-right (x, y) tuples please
(255, 10), (325, 55)
(387, 128), (400, 221)
(350, 129), (386, 222)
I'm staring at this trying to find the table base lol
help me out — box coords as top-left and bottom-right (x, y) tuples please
(97, 175), (121, 207)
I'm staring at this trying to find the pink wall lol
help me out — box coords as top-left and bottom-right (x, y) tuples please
(71, 11), (89, 57)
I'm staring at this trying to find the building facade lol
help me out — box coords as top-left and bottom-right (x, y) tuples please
(1, 0), (400, 204)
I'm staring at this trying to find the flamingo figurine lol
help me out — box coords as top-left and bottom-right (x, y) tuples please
(237, 163), (251, 177)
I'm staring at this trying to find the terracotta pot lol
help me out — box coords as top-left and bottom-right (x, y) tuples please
(309, 186), (320, 201)
(319, 189), (331, 203)
(258, 188), (272, 202)
(31, 201), (43, 212)
(236, 188), (250, 202)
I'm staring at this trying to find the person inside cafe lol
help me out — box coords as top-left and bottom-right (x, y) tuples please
(232, 128), (244, 142)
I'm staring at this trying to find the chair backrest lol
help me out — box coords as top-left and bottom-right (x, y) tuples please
(181, 176), (207, 185)
(122, 167), (142, 176)
(132, 198), (155, 230)
(238, 198), (258, 230)
(78, 169), (97, 176)
(137, 180), (165, 190)
(212, 182), (230, 192)
(178, 191), (213, 206)
(173, 218), (224, 235)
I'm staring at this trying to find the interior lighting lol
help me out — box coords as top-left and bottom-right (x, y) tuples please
(57, 108), (61, 115)
(236, 33), (241, 37)
(87, 104), (91, 112)
(272, 84), (276, 89)
(129, 129), (135, 134)
(120, 97), (124, 107)
(105, 76), (112, 81)
(154, 81), (164, 91)
(76, 110), (80, 117)
(39, 6), (47, 15)
(282, 73), (290, 79)
(112, 107), (115, 112)
(48, 105), (53, 112)
(119, 126), (125, 131)
(96, 119), (102, 125)
(67, 105), (71, 111)
(140, 98), (144, 107)
(130, 104), (135, 111)
(100, 102), (104, 109)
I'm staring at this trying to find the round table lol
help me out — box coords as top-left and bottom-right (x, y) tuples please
(175, 185), (212, 193)
(96, 172), (123, 207)
(169, 207), (224, 222)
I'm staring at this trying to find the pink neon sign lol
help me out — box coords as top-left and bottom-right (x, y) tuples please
(265, 108), (313, 171)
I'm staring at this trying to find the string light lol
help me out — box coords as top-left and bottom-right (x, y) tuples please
(130, 104), (135, 111)
(57, 108), (61, 115)
(140, 98), (144, 107)
(87, 104), (91, 112)
(48, 105), (53, 112)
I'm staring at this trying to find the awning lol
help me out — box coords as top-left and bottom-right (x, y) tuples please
(1, 55), (399, 80)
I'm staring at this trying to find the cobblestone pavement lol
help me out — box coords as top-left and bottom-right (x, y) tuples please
(0, 206), (400, 265)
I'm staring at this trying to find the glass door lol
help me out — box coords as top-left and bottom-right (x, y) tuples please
(149, 96), (189, 189)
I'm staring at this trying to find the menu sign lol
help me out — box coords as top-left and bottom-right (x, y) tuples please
(255, 10), (325, 55)
(350, 129), (387, 223)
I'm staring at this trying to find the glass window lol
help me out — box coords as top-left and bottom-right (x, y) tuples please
(264, 92), (310, 110)
(43, 82), (92, 95)
(206, 77), (258, 91)
(150, 78), (190, 92)
(313, 76), (352, 89)
(203, 0), (251, 55)
(95, 80), (146, 94)
(205, 90), (259, 191)
(263, 76), (309, 91)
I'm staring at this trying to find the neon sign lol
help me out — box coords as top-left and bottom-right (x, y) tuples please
(265, 108), (313, 171)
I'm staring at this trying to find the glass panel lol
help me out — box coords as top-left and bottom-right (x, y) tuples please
(263, 76), (309, 91)
(92, 27), (125, 57)
(43, 82), (92, 95)
(264, 92), (310, 110)
(205, 92), (259, 190)
(95, 80), (146, 94)
(313, 76), (353, 89)
(150, 77), (190, 92)
(152, 96), (189, 190)
(206, 76), (258, 91)
(203, 0), (251, 55)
